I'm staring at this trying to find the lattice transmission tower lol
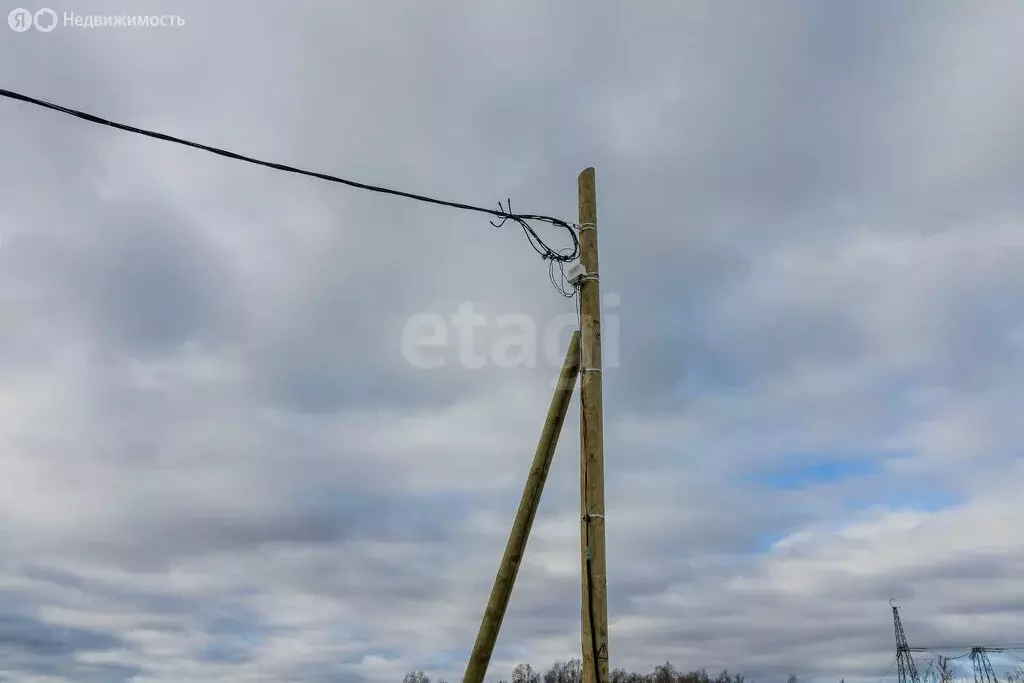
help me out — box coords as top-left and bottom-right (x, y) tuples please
(970, 647), (999, 683)
(892, 600), (921, 683)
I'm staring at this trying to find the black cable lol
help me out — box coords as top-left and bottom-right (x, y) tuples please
(550, 249), (578, 298)
(873, 656), (899, 683)
(909, 651), (1024, 655)
(578, 291), (602, 683)
(582, 441), (601, 683)
(0, 87), (579, 263)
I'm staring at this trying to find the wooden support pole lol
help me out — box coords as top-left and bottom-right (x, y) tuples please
(463, 331), (582, 683)
(578, 167), (609, 683)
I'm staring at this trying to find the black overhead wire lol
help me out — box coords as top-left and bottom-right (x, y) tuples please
(581, 405), (601, 683)
(873, 656), (900, 682)
(576, 291), (602, 683)
(550, 247), (578, 298)
(0, 87), (579, 264)
(907, 644), (1024, 682)
(910, 647), (1024, 653)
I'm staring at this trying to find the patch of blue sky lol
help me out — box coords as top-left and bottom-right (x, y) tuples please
(422, 648), (471, 671)
(844, 488), (962, 513)
(745, 451), (962, 555)
(198, 641), (252, 665)
(751, 456), (882, 488)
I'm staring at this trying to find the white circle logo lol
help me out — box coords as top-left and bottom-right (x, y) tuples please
(8, 7), (32, 31)
(33, 8), (57, 32)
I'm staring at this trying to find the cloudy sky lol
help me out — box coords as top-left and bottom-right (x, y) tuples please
(2, 1), (1024, 681)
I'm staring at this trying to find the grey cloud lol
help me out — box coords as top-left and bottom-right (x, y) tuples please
(2, 1), (1024, 682)
(0, 613), (121, 656)
(0, 613), (139, 682)
(74, 201), (238, 354)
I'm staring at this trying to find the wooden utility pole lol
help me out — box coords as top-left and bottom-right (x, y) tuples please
(463, 332), (582, 683)
(577, 167), (608, 683)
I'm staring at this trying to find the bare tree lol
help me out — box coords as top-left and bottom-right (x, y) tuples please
(938, 656), (957, 683)
(544, 659), (583, 683)
(536, 659), (756, 683)
(514, 663), (541, 683)
(652, 662), (677, 683)
(678, 669), (710, 683)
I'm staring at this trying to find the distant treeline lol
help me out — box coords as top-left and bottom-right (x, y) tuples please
(404, 660), (762, 683)
(403, 657), (1024, 683)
